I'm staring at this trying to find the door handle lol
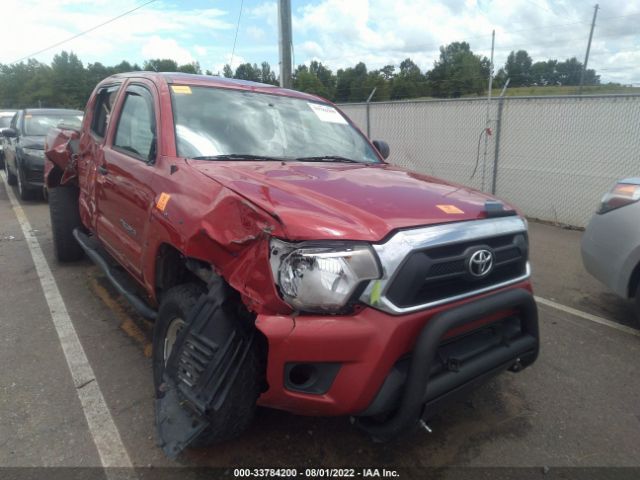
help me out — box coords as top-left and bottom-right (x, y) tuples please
(98, 165), (108, 175)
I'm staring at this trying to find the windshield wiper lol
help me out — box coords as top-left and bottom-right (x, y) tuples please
(191, 154), (286, 161)
(295, 155), (361, 163)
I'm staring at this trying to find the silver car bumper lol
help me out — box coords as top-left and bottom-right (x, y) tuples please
(581, 202), (640, 299)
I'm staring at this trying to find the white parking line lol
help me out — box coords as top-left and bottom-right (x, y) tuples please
(1, 172), (133, 468)
(535, 295), (640, 338)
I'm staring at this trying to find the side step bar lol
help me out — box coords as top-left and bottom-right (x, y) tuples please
(73, 228), (157, 320)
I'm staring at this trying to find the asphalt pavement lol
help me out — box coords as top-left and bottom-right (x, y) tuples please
(1, 175), (639, 476)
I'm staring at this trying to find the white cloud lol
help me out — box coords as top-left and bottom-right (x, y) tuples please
(247, 26), (266, 41)
(0, 0), (232, 67)
(0, 0), (638, 86)
(141, 37), (194, 65)
(291, 0), (640, 84)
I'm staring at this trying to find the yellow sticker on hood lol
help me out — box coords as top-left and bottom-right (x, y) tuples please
(436, 204), (464, 214)
(171, 85), (192, 94)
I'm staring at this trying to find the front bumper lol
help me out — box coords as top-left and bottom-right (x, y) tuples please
(581, 206), (640, 299)
(20, 153), (45, 188)
(255, 282), (539, 434)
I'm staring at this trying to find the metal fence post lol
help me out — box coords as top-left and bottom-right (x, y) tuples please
(491, 96), (505, 195)
(365, 87), (377, 138)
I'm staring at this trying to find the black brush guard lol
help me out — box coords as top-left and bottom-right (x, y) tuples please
(355, 288), (539, 441)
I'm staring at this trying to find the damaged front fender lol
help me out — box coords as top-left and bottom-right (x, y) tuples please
(44, 126), (81, 188)
(156, 278), (258, 458)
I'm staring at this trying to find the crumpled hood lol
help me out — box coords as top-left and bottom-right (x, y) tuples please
(189, 160), (512, 241)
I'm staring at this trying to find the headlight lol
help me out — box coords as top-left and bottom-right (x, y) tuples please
(270, 239), (381, 312)
(22, 147), (45, 158)
(598, 180), (640, 214)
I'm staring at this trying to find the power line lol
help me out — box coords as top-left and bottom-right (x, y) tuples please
(9, 0), (159, 65)
(229, 0), (245, 70)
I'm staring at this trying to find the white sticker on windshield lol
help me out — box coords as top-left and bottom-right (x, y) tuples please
(307, 103), (348, 124)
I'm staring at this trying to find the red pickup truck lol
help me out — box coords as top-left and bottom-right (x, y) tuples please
(45, 72), (539, 457)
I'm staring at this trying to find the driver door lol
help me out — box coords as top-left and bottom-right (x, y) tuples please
(95, 82), (158, 279)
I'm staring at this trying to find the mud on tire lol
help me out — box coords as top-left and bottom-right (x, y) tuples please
(153, 283), (262, 448)
(49, 186), (84, 262)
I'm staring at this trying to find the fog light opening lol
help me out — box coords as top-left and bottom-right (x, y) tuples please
(288, 363), (317, 387)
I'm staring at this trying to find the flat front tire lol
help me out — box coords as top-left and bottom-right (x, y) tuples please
(49, 186), (84, 262)
(153, 283), (261, 448)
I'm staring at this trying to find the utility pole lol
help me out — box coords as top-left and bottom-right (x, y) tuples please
(578, 4), (599, 94)
(278, 0), (293, 89)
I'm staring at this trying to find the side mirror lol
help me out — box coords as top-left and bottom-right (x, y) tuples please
(2, 127), (17, 138)
(373, 140), (390, 160)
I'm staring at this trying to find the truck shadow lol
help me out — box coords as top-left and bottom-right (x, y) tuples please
(183, 375), (533, 468)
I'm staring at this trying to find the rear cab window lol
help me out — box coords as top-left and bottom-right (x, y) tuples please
(91, 85), (121, 139)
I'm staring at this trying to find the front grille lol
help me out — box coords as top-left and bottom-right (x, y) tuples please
(385, 233), (528, 309)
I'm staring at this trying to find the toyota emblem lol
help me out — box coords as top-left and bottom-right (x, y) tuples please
(468, 249), (494, 278)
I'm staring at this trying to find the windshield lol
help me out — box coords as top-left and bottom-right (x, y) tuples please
(0, 116), (13, 128)
(170, 86), (379, 163)
(24, 113), (83, 136)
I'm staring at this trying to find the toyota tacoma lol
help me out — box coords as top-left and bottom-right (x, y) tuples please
(44, 72), (539, 458)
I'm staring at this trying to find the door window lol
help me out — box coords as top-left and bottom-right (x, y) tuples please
(113, 87), (156, 162)
(91, 85), (120, 138)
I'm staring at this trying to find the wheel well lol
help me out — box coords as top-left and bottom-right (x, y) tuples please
(154, 244), (205, 300)
(628, 262), (640, 298)
(153, 244), (269, 391)
(45, 164), (63, 188)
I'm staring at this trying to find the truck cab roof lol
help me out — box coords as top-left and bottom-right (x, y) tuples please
(104, 71), (326, 103)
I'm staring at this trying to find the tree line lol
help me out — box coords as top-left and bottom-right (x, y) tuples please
(0, 42), (601, 110)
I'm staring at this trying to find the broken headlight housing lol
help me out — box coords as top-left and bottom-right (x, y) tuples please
(269, 239), (381, 313)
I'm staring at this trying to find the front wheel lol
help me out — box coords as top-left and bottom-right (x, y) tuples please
(635, 283), (640, 326)
(153, 283), (261, 448)
(5, 157), (17, 186)
(16, 162), (34, 200)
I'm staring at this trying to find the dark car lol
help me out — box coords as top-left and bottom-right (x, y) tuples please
(3, 108), (82, 200)
(0, 109), (17, 168)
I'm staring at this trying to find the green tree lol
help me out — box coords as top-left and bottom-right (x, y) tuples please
(428, 42), (489, 98)
(50, 51), (88, 108)
(178, 62), (202, 74)
(390, 58), (425, 99)
(335, 62), (368, 102)
(505, 50), (533, 87)
(143, 58), (179, 72)
(222, 64), (234, 78)
(260, 61), (277, 85)
(234, 63), (261, 81)
(294, 66), (330, 98)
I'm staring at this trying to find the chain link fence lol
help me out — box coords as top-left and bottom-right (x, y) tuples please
(338, 95), (640, 227)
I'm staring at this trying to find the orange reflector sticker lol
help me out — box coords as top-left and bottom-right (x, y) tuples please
(156, 193), (171, 212)
(436, 204), (464, 214)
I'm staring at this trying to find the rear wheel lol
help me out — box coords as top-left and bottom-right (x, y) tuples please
(153, 283), (261, 447)
(49, 186), (84, 262)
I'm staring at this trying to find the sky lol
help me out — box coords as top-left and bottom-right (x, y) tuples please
(1, 0), (639, 85)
